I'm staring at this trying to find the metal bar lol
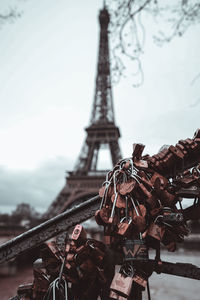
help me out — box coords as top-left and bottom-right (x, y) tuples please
(154, 260), (200, 280)
(0, 195), (100, 264)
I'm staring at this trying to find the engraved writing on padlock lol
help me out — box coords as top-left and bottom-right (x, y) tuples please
(123, 239), (149, 262)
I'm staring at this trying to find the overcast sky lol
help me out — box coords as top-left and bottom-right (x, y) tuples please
(0, 0), (200, 214)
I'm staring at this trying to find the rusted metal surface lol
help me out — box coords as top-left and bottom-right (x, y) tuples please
(0, 195), (100, 264)
(156, 260), (200, 280)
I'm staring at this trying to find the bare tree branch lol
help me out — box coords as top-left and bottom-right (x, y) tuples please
(107, 0), (200, 86)
(0, 7), (21, 26)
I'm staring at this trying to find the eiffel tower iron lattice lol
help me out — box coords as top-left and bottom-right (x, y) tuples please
(45, 6), (122, 218)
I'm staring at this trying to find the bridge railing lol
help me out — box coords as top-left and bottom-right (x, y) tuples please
(0, 194), (200, 283)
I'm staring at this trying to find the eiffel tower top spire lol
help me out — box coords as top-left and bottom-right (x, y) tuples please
(72, 6), (121, 175)
(90, 6), (115, 125)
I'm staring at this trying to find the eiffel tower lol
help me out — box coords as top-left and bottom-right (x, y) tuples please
(45, 6), (122, 218)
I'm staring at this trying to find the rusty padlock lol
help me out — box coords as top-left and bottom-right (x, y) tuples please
(71, 224), (87, 243)
(86, 240), (105, 266)
(161, 229), (177, 252)
(161, 207), (184, 225)
(138, 182), (152, 199)
(44, 238), (63, 261)
(110, 265), (134, 298)
(111, 193), (126, 208)
(79, 258), (96, 275)
(119, 180), (136, 196)
(104, 224), (114, 245)
(117, 217), (132, 237)
(169, 145), (184, 160)
(145, 222), (165, 250)
(131, 200), (147, 233)
(132, 271), (148, 288)
(66, 252), (75, 262)
(158, 189), (176, 207)
(149, 205), (163, 217)
(33, 269), (49, 296)
(95, 206), (112, 225)
(99, 182), (112, 198)
(146, 222), (165, 241)
(95, 209), (105, 226)
(146, 195), (157, 209)
(134, 159), (149, 170)
(176, 185), (200, 198)
(132, 143), (145, 159)
(17, 283), (33, 300)
(151, 172), (168, 190)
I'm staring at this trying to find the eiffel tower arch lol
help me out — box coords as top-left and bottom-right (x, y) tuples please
(45, 6), (122, 218)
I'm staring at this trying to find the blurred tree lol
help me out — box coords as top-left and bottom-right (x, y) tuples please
(0, 213), (10, 224)
(0, 8), (20, 25)
(11, 203), (41, 228)
(0, 0), (21, 28)
(12, 203), (40, 219)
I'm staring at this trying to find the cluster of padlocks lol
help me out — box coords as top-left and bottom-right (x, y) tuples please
(14, 129), (200, 300)
(29, 228), (109, 300)
(95, 155), (190, 254)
